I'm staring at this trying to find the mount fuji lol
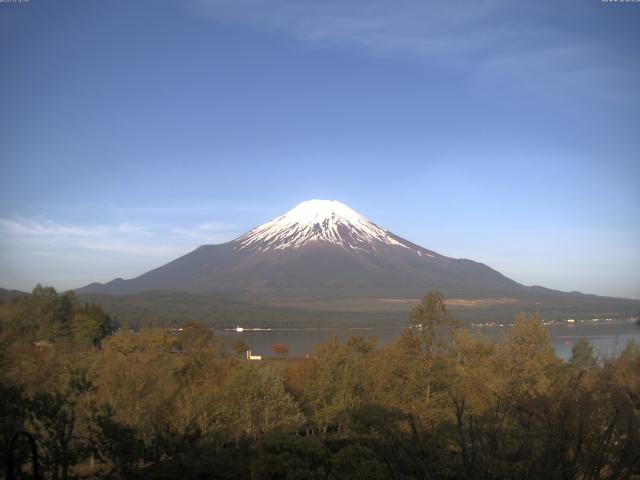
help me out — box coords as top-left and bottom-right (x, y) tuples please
(78, 200), (520, 299)
(77, 200), (638, 319)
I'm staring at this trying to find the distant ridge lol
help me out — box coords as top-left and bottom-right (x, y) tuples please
(77, 200), (639, 318)
(0, 288), (28, 302)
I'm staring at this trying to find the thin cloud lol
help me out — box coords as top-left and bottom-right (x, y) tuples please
(74, 241), (186, 256)
(190, 0), (639, 102)
(0, 216), (237, 258)
(0, 217), (104, 237)
(191, 0), (512, 56)
(172, 221), (239, 241)
(2, 215), (228, 236)
(0, 217), (157, 238)
(108, 201), (271, 217)
(115, 222), (152, 234)
(0, 215), (242, 290)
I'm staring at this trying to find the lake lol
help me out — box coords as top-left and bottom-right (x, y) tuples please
(217, 319), (640, 360)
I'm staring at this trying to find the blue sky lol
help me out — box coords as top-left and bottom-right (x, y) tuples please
(1, 0), (639, 298)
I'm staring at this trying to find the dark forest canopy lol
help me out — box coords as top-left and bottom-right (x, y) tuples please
(1, 290), (639, 479)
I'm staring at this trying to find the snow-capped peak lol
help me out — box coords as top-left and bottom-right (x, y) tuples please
(236, 199), (410, 252)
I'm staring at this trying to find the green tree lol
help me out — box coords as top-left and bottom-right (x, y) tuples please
(97, 328), (180, 464)
(303, 338), (371, 434)
(55, 291), (77, 338)
(409, 291), (458, 407)
(569, 338), (598, 371)
(499, 313), (560, 400)
(0, 287), (106, 344)
(72, 312), (103, 347)
(446, 329), (498, 479)
(368, 330), (423, 410)
(81, 302), (112, 339)
(172, 347), (231, 445)
(224, 363), (303, 440)
(2, 285), (60, 340)
(491, 313), (563, 478)
(31, 285), (69, 340)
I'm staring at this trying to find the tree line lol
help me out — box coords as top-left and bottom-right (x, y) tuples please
(0, 287), (639, 479)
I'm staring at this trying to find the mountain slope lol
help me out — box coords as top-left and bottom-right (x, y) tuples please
(78, 200), (524, 301)
(0, 288), (28, 302)
(77, 200), (639, 318)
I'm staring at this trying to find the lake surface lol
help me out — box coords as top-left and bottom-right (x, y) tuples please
(217, 320), (640, 360)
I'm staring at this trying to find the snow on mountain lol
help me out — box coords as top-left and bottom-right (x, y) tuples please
(75, 198), (640, 322)
(76, 199), (530, 300)
(236, 199), (411, 253)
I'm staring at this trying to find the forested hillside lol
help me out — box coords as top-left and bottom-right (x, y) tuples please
(1, 289), (639, 479)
